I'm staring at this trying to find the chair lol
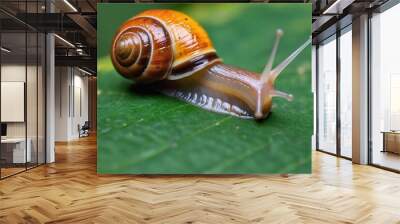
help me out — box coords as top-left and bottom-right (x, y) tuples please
(78, 121), (90, 138)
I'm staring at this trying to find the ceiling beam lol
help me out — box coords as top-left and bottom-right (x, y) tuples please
(67, 13), (97, 40)
(55, 55), (96, 72)
(322, 0), (356, 14)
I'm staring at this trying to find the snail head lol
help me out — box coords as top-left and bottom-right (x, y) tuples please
(255, 29), (311, 119)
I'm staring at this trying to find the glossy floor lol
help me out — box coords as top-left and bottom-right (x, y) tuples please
(0, 167), (25, 178)
(0, 135), (399, 223)
(372, 150), (400, 171)
(1, 162), (44, 179)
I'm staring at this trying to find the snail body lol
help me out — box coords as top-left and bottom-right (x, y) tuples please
(111, 9), (311, 119)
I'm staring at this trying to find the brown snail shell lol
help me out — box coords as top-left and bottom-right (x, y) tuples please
(111, 9), (220, 83)
(111, 9), (311, 120)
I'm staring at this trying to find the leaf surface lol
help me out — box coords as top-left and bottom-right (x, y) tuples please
(97, 4), (312, 174)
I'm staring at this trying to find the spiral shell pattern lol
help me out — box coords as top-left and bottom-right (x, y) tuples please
(111, 9), (220, 83)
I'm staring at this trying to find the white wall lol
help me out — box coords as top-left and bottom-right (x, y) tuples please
(1, 65), (26, 140)
(1, 64), (26, 81)
(1, 63), (46, 164)
(72, 73), (89, 138)
(55, 66), (69, 141)
(1, 82), (25, 122)
(1, 64), (40, 138)
(54, 67), (89, 141)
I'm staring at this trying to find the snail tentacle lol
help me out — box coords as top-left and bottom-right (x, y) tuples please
(255, 36), (311, 119)
(259, 36), (311, 103)
(261, 29), (284, 82)
(271, 90), (293, 101)
(269, 36), (312, 82)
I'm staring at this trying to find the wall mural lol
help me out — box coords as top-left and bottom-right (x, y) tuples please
(97, 3), (312, 174)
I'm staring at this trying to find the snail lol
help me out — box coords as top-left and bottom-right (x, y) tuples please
(111, 9), (311, 120)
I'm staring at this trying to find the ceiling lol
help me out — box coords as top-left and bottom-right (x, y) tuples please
(0, 0), (98, 73)
(311, 0), (390, 43)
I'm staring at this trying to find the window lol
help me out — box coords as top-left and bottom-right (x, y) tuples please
(0, 1), (46, 179)
(317, 35), (337, 154)
(339, 27), (352, 158)
(370, 3), (400, 171)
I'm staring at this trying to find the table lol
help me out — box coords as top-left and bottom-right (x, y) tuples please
(1, 138), (31, 163)
(381, 131), (400, 154)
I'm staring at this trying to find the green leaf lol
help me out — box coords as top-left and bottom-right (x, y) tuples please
(97, 3), (312, 174)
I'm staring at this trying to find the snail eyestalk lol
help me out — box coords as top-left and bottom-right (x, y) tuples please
(254, 35), (311, 119)
(272, 90), (293, 101)
(269, 36), (312, 83)
(261, 29), (284, 83)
